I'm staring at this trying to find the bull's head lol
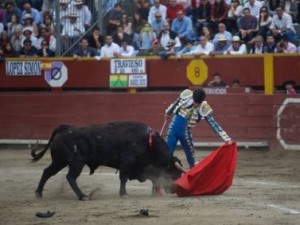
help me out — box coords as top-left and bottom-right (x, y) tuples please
(162, 156), (186, 193)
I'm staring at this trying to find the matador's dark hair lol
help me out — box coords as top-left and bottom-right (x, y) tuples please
(193, 88), (206, 104)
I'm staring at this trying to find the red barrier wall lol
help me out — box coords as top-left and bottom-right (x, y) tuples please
(1, 91), (299, 150)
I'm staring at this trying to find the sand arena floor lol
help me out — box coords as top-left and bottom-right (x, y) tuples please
(0, 146), (300, 225)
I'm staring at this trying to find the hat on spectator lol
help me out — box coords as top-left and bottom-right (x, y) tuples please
(59, 0), (68, 4)
(68, 12), (78, 18)
(218, 34), (227, 41)
(23, 14), (33, 20)
(232, 36), (240, 42)
(74, 0), (84, 5)
(166, 39), (176, 47)
(22, 27), (33, 34)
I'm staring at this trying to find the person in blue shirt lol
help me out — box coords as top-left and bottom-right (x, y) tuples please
(165, 88), (232, 168)
(3, 1), (22, 27)
(171, 10), (194, 41)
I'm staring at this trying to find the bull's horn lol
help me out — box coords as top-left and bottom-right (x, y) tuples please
(174, 162), (187, 174)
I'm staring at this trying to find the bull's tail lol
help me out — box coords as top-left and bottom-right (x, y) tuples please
(31, 125), (70, 163)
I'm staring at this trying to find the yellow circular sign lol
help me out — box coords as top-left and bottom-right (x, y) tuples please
(186, 59), (208, 85)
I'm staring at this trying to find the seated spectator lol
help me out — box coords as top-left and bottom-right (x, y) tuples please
(275, 37), (297, 53)
(157, 21), (179, 49)
(249, 35), (264, 54)
(243, 0), (263, 17)
(40, 15), (55, 35)
(148, 0), (167, 24)
(0, 31), (10, 49)
(73, 37), (97, 58)
(270, 5), (296, 43)
(21, 2), (41, 25)
(210, 0), (229, 34)
(42, 0), (56, 15)
(167, 0), (185, 24)
(207, 73), (228, 87)
(238, 8), (258, 44)
(213, 23), (232, 46)
(139, 23), (156, 50)
(100, 35), (121, 58)
(264, 0), (280, 16)
(282, 0), (298, 23)
(135, 0), (150, 21)
(3, 1), (22, 28)
(190, 35), (214, 55)
(226, 0), (243, 33)
(283, 80), (296, 95)
(201, 26), (214, 43)
(226, 35), (247, 54)
(171, 10), (194, 41)
(38, 27), (56, 52)
(2, 42), (17, 57)
(176, 38), (196, 56)
(254, 6), (272, 42)
(120, 14), (133, 36)
(61, 12), (85, 54)
(37, 40), (55, 57)
(7, 14), (22, 38)
(132, 12), (146, 49)
(113, 26), (132, 47)
(106, 3), (125, 35)
(22, 13), (39, 37)
(120, 40), (135, 57)
(192, 0), (211, 36)
(53, 0), (71, 25)
(10, 26), (24, 54)
(73, 0), (92, 28)
(159, 39), (178, 59)
(138, 39), (164, 56)
(19, 39), (38, 57)
(151, 12), (166, 36)
(263, 33), (276, 53)
(211, 34), (230, 54)
(87, 26), (105, 55)
(21, 28), (39, 49)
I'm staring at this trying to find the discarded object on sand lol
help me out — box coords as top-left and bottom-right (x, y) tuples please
(35, 211), (56, 218)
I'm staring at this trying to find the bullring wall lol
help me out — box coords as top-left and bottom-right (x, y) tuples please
(0, 56), (299, 150)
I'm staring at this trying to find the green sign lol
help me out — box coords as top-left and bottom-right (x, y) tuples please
(109, 74), (128, 88)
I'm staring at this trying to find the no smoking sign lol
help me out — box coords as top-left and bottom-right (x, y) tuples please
(44, 62), (68, 87)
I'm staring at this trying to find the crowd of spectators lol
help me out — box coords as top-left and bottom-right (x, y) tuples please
(0, 0), (300, 59)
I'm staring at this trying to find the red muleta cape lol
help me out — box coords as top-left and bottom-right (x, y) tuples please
(174, 142), (238, 197)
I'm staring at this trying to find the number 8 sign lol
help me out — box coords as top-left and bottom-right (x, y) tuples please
(186, 59), (208, 85)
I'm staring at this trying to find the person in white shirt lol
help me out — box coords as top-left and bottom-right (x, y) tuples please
(243, 0), (262, 17)
(226, 35), (247, 54)
(190, 36), (214, 55)
(61, 13), (85, 37)
(21, 28), (39, 49)
(72, 0), (92, 28)
(148, 0), (167, 24)
(120, 40), (135, 57)
(270, 5), (296, 42)
(100, 35), (121, 57)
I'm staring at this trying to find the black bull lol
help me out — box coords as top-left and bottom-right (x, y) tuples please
(31, 121), (184, 200)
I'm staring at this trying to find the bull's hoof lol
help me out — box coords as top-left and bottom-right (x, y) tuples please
(35, 192), (43, 198)
(79, 195), (89, 201)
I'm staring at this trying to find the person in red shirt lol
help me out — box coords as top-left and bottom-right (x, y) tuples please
(166, 0), (185, 24)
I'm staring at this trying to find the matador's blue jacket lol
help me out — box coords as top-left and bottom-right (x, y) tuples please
(165, 89), (231, 168)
